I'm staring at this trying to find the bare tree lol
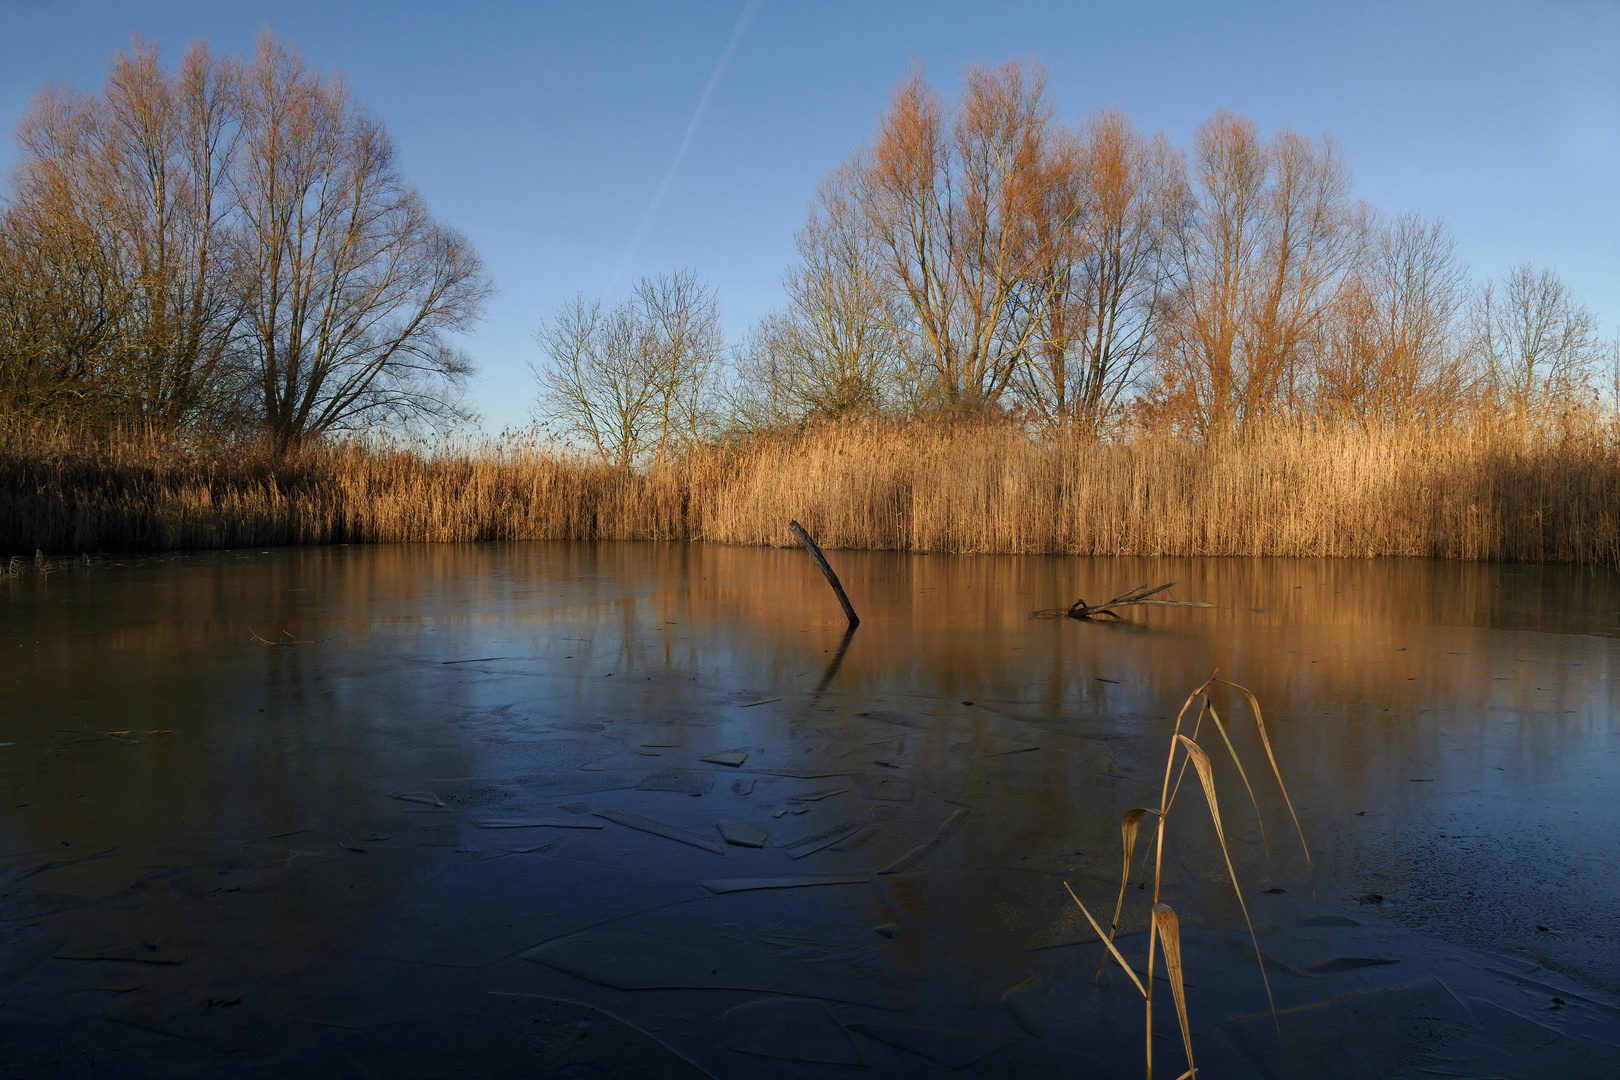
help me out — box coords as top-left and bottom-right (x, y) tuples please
(1019, 109), (1186, 434)
(723, 316), (802, 432)
(730, 170), (903, 426)
(1315, 213), (1470, 427)
(533, 270), (723, 467)
(1, 37), (240, 430)
(1601, 336), (1620, 436)
(533, 295), (655, 467)
(852, 60), (1077, 411)
(1, 30), (488, 445)
(1150, 111), (1364, 437)
(229, 31), (489, 449)
(1471, 264), (1600, 423)
(636, 269), (724, 453)
(0, 194), (125, 422)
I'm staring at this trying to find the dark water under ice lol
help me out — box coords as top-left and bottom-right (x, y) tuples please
(3, 542), (1618, 1077)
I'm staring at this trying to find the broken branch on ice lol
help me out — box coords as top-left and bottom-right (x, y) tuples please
(1031, 582), (1213, 621)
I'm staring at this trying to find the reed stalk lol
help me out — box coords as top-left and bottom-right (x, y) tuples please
(1068, 677), (1307, 1079)
(6, 416), (1620, 563)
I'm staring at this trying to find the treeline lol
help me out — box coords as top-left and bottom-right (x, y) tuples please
(0, 32), (489, 447)
(5, 42), (1609, 458)
(6, 45), (1620, 563)
(534, 61), (1612, 461)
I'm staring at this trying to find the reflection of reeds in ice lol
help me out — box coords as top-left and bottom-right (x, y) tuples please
(7, 416), (1620, 563)
(1067, 677), (1308, 1080)
(0, 549), (85, 578)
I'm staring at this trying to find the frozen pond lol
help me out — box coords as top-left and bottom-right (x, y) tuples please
(3, 542), (1619, 1077)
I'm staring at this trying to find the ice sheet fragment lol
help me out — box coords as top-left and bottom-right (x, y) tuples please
(877, 808), (970, 874)
(701, 875), (870, 894)
(747, 769), (850, 779)
(722, 998), (862, 1064)
(847, 1023), (1015, 1068)
(716, 820), (769, 848)
(1298, 914), (1363, 927)
(951, 738), (1040, 758)
(788, 787), (848, 803)
(1306, 956), (1400, 974)
(1225, 977), (1473, 1080)
(856, 774), (914, 801)
(636, 769), (715, 796)
(591, 809), (724, 854)
(471, 817), (605, 830)
(521, 924), (917, 1009)
(54, 946), (188, 965)
(516, 770), (645, 797)
(781, 822), (863, 860)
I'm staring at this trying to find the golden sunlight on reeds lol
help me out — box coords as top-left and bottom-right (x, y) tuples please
(6, 417), (1620, 564)
(704, 417), (1620, 562)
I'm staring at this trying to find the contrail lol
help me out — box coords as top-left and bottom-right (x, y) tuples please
(605, 0), (760, 294)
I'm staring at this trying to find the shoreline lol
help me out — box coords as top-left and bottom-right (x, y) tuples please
(7, 417), (1620, 564)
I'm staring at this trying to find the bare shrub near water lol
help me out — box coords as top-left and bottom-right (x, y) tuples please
(7, 414), (1620, 563)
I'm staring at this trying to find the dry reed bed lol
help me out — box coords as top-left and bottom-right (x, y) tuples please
(705, 419), (1620, 563)
(5, 420), (1620, 563)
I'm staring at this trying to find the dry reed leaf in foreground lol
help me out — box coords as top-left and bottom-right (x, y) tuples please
(1067, 676), (1306, 1080)
(1097, 806), (1154, 981)
(1153, 903), (1195, 1079)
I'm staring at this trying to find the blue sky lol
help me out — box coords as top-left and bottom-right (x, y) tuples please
(3, 1), (1616, 431)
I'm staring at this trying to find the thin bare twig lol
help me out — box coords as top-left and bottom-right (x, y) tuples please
(1031, 581), (1213, 620)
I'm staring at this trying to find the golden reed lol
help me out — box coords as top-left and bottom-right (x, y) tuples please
(5, 416), (1620, 563)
